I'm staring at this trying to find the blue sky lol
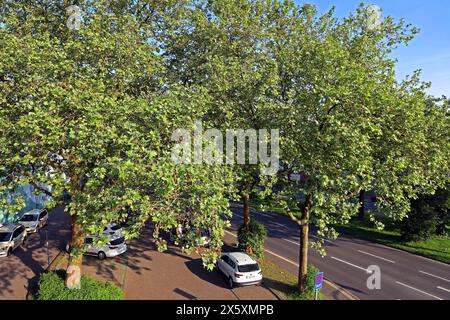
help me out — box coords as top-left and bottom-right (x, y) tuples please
(295, 0), (450, 97)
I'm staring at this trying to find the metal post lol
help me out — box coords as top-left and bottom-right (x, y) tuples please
(46, 229), (50, 268)
(315, 289), (318, 300)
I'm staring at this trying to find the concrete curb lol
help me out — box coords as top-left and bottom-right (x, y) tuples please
(261, 281), (283, 300)
(323, 278), (359, 300)
(25, 250), (66, 300)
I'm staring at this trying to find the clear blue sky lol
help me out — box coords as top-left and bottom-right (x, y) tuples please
(295, 0), (450, 97)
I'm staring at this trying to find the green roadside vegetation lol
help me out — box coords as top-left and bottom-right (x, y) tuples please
(334, 218), (450, 264)
(258, 258), (324, 300)
(252, 199), (449, 264)
(37, 270), (124, 300)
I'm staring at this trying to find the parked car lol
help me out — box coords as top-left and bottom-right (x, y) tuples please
(103, 223), (123, 238)
(18, 209), (49, 233)
(83, 234), (127, 260)
(0, 224), (27, 257)
(217, 252), (263, 288)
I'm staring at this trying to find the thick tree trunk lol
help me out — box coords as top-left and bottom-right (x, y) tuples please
(242, 193), (251, 229)
(298, 195), (311, 293)
(65, 214), (84, 289)
(358, 189), (366, 221)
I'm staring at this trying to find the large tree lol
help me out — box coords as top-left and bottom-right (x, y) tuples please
(162, 0), (304, 234)
(0, 0), (233, 288)
(272, 4), (449, 293)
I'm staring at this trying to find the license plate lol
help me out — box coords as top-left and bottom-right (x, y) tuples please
(246, 275), (255, 279)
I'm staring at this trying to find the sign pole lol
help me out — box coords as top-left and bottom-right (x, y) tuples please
(314, 272), (324, 301)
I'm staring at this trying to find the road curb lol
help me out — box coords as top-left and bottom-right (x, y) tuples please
(261, 282), (283, 300)
(25, 249), (66, 300)
(323, 278), (359, 300)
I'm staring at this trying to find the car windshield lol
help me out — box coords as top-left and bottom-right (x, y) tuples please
(110, 225), (121, 231)
(0, 232), (12, 242)
(238, 263), (260, 273)
(20, 215), (38, 222)
(109, 237), (125, 246)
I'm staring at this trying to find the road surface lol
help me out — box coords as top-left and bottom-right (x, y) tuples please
(229, 203), (450, 300)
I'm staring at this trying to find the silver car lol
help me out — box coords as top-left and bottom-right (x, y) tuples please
(103, 223), (123, 238)
(18, 209), (49, 233)
(84, 234), (127, 260)
(0, 224), (27, 257)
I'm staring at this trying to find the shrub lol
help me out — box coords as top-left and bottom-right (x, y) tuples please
(400, 201), (438, 242)
(290, 265), (322, 300)
(37, 270), (124, 300)
(238, 220), (267, 259)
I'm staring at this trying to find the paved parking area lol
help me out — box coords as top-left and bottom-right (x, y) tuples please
(1, 207), (276, 300)
(83, 224), (277, 300)
(0, 206), (70, 300)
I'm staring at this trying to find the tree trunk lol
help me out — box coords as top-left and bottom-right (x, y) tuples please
(298, 195), (311, 293)
(358, 189), (366, 221)
(65, 214), (84, 289)
(242, 193), (251, 229)
(242, 193), (252, 254)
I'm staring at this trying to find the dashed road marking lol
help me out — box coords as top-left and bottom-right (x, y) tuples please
(437, 286), (450, 293)
(419, 271), (450, 283)
(331, 256), (367, 272)
(357, 250), (395, 264)
(395, 281), (443, 300)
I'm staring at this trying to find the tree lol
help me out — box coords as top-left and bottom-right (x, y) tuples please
(161, 0), (285, 237)
(273, 4), (449, 293)
(401, 186), (450, 241)
(0, 0), (233, 288)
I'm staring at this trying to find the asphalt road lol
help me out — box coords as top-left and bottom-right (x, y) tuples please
(229, 204), (450, 300)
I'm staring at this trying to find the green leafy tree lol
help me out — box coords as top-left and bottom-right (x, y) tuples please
(0, 0), (233, 288)
(162, 0), (286, 236)
(272, 4), (449, 293)
(401, 186), (450, 240)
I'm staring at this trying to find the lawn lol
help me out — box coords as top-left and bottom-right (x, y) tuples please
(258, 257), (324, 300)
(334, 219), (450, 264)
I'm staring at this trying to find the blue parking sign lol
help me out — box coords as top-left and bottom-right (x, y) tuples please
(315, 272), (324, 290)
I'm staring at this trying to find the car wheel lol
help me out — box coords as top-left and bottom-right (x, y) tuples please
(98, 251), (106, 260)
(228, 277), (234, 289)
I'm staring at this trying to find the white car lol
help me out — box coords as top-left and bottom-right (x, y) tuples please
(103, 223), (123, 238)
(217, 252), (263, 288)
(84, 234), (127, 260)
(0, 224), (27, 257)
(18, 209), (49, 233)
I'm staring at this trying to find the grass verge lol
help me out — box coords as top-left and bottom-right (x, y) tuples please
(258, 258), (324, 300)
(335, 219), (450, 264)
(37, 270), (124, 300)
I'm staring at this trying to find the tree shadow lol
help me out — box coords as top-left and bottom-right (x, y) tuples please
(184, 258), (229, 289)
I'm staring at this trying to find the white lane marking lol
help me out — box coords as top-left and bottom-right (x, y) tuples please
(310, 234), (334, 244)
(273, 222), (287, 229)
(284, 238), (299, 246)
(225, 230), (299, 266)
(437, 286), (450, 293)
(331, 256), (367, 272)
(357, 250), (396, 264)
(395, 281), (443, 300)
(419, 271), (450, 283)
